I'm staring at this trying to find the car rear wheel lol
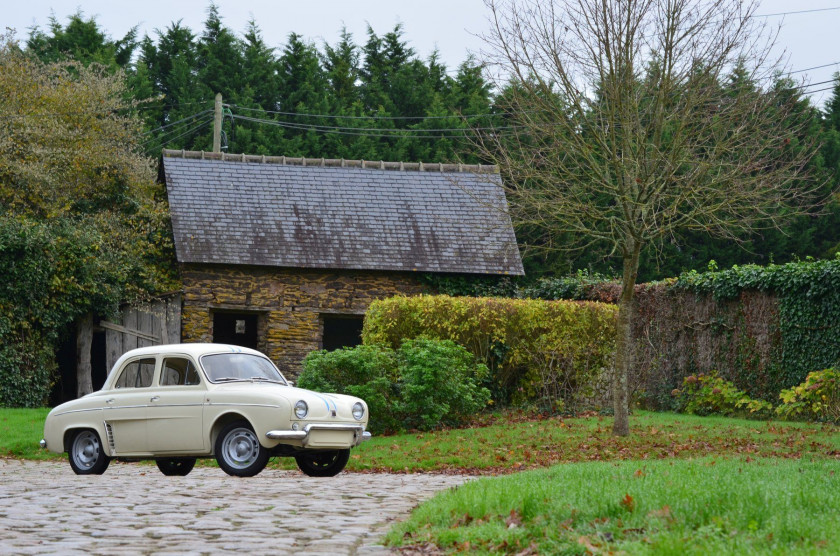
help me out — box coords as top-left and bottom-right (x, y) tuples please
(68, 430), (110, 475)
(214, 421), (269, 477)
(294, 449), (350, 477)
(155, 457), (197, 476)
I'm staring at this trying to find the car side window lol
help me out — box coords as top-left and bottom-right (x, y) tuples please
(160, 358), (201, 386)
(114, 358), (156, 389)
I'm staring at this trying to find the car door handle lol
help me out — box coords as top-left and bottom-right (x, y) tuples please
(150, 396), (160, 402)
(106, 399), (114, 404)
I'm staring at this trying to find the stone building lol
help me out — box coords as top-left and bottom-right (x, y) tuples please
(161, 150), (524, 376)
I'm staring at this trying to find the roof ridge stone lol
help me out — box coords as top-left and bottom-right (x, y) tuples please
(162, 149), (499, 174)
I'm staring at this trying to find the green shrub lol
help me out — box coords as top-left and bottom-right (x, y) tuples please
(519, 270), (613, 300)
(674, 372), (772, 418)
(396, 338), (490, 430)
(299, 345), (399, 434)
(776, 369), (840, 424)
(363, 295), (616, 411)
(300, 339), (490, 432)
(0, 327), (54, 407)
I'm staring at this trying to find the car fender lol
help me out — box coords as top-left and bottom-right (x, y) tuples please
(205, 398), (292, 450)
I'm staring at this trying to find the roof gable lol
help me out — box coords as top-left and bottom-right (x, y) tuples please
(162, 150), (524, 276)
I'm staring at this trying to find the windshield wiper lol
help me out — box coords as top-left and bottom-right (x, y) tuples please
(248, 377), (284, 384)
(213, 377), (245, 382)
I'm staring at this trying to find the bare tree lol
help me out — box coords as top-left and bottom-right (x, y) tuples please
(477, 0), (823, 435)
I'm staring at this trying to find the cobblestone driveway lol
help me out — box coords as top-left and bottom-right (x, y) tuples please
(0, 459), (469, 555)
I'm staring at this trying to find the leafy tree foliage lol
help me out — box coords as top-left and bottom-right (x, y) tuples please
(0, 33), (176, 406)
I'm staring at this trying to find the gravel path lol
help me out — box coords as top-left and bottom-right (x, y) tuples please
(0, 459), (470, 555)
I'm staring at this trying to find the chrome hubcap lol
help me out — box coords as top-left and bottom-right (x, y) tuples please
(222, 428), (259, 469)
(72, 432), (99, 469)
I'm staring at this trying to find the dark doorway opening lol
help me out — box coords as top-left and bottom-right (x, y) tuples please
(53, 324), (109, 405)
(213, 312), (259, 350)
(322, 314), (364, 351)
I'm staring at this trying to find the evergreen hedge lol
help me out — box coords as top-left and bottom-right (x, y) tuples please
(362, 295), (617, 411)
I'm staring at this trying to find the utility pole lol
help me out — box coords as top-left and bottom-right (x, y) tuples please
(212, 93), (223, 153)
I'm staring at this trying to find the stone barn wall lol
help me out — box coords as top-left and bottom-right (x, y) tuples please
(180, 264), (425, 377)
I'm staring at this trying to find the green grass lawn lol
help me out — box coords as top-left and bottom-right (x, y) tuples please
(6, 407), (840, 553)
(338, 410), (840, 473)
(6, 407), (840, 469)
(386, 457), (840, 555)
(0, 407), (61, 460)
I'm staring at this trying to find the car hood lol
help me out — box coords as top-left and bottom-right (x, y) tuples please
(210, 383), (366, 421)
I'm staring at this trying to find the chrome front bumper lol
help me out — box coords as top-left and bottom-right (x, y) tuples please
(266, 423), (372, 447)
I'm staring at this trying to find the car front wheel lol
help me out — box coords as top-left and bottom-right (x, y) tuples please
(155, 457), (197, 476)
(214, 421), (269, 477)
(68, 430), (110, 475)
(295, 449), (350, 477)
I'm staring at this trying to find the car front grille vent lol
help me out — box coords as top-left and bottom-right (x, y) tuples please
(104, 422), (116, 453)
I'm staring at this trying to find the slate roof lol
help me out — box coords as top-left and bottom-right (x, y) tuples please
(161, 150), (524, 275)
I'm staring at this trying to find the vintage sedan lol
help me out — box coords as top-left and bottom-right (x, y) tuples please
(41, 344), (370, 477)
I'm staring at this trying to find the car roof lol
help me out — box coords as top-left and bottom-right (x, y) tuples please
(117, 343), (266, 360)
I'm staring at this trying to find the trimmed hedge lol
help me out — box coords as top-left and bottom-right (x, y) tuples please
(363, 295), (617, 411)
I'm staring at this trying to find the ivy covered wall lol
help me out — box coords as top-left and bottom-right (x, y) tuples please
(570, 258), (840, 409)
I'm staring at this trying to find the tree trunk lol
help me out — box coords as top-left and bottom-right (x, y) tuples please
(76, 313), (94, 398)
(612, 241), (641, 436)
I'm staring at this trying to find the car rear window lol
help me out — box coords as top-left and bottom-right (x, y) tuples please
(114, 358), (156, 388)
(161, 358), (201, 386)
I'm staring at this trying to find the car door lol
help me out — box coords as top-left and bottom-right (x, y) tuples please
(104, 357), (157, 455)
(146, 356), (207, 453)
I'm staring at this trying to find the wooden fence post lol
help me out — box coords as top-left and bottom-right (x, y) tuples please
(76, 313), (93, 397)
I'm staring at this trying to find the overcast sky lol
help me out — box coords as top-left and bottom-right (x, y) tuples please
(4, 0), (840, 105)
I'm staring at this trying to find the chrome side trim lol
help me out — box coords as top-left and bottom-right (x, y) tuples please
(103, 422), (116, 454)
(206, 403), (281, 409)
(265, 423), (371, 447)
(53, 407), (104, 418)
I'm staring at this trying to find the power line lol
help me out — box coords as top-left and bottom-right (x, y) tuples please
(143, 118), (214, 149)
(227, 74), (837, 124)
(230, 113), (520, 134)
(134, 100), (212, 112)
(799, 78), (838, 90)
(789, 62), (840, 75)
(142, 110), (213, 135)
(804, 85), (838, 95)
(228, 114), (495, 140)
(227, 104), (503, 121)
(754, 6), (840, 17)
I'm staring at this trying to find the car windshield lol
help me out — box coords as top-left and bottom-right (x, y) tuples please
(200, 353), (288, 384)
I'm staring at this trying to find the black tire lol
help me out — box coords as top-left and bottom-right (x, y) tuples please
(155, 458), (197, 476)
(214, 420), (269, 477)
(295, 449), (350, 477)
(68, 430), (110, 475)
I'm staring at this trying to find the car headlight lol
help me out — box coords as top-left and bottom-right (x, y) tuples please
(352, 402), (365, 421)
(294, 400), (308, 419)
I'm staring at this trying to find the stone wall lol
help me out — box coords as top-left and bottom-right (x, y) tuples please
(180, 264), (425, 377)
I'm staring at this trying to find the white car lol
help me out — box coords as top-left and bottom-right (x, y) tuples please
(41, 344), (370, 477)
